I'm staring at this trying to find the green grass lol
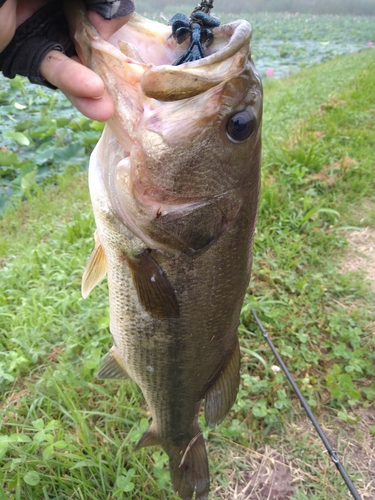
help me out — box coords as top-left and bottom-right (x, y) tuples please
(1, 50), (374, 499)
(244, 49), (375, 421)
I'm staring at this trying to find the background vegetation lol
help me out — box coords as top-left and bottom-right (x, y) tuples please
(1, 13), (374, 212)
(0, 8), (374, 500)
(137, 0), (375, 15)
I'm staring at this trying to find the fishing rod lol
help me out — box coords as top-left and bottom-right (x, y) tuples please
(251, 308), (362, 500)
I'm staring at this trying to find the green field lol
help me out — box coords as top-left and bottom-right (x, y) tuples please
(1, 12), (375, 500)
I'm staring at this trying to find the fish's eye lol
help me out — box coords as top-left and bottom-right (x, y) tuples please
(226, 110), (256, 143)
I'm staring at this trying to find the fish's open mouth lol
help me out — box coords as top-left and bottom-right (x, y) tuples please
(105, 12), (253, 68)
(107, 13), (226, 67)
(69, 4), (255, 103)
(93, 13), (255, 102)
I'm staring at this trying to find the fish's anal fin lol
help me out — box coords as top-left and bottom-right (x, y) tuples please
(167, 433), (209, 500)
(81, 233), (107, 299)
(125, 250), (180, 319)
(97, 346), (129, 380)
(204, 339), (240, 427)
(135, 424), (159, 450)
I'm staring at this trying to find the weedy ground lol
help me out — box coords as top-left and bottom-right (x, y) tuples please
(0, 47), (374, 500)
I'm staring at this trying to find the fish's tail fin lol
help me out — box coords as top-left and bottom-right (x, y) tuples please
(136, 424), (209, 500)
(166, 433), (209, 500)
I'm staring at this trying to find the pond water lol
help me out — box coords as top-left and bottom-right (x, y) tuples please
(221, 12), (375, 78)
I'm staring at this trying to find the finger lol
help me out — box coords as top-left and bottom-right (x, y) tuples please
(63, 91), (114, 121)
(40, 49), (105, 97)
(40, 50), (114, 121)
(16, 0), (51, 27)
(88, 10), (132, 40)
(0, 0), (17, 52)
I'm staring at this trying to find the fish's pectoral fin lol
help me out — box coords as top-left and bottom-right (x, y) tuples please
(125, 250), (179, 319)
(81, 232), (107, 298)
(204, 339), (240, 427)
(97, 346), (129, 380)
(166, 433), (209, 500)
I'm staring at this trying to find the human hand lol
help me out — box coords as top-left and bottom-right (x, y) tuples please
(0, 0), (133, 121)
(40, 10), (133, 121)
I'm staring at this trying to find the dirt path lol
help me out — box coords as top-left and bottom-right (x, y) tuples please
(341, 228), (375, 289)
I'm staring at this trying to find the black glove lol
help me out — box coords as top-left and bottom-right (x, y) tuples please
(0, 0), (135, 88)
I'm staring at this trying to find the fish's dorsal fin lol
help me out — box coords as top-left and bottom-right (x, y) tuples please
(97, 346), (129, 379)
(204, 339), (240, 427)
(81, 232), (107, 299)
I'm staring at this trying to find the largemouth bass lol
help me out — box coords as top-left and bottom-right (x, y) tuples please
(67, 3), (262, 499)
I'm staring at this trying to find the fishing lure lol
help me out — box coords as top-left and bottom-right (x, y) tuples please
(168, 0), (220, 65)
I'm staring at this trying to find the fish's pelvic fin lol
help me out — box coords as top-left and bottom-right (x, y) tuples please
(166, 433), (209, 500)
(135, 424), (159, 450)
(81, 234), (107, 298)
(204, 339), (240, 427)
(125, 250), (180, 319)
(97, 346), (129, 380)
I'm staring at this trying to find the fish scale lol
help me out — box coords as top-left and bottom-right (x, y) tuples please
(67, 2), (262, 499)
